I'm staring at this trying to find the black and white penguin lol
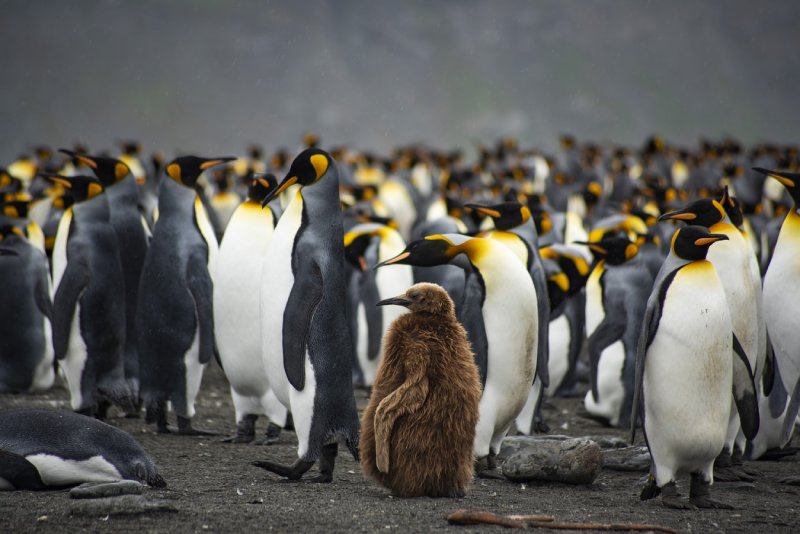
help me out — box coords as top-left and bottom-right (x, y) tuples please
(632, 225), (759, 509)
(214, 174), (287, 443)
(752, 167), (800, 448)
(343, 222), (413, 388)
(377, 233), (537, 475)
(46, 174), (131, 417)
(467, 201), (551, 433)
(0, 408), (165, 489)
(137, 155), (233, 434)
(254, 148), (360, 482)
(59, 149), (150, 406)
(577, 235), (653, 428)
(0, 227), (53, 393)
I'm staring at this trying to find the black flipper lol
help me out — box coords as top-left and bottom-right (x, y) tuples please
(282, 260), (323, 391)
(359, 270), (383, 362)
(457, 271), (489, 389)
(732, 333), (759, 441)
(587, 314), (626, 403)
(0, 450), (45, 490)
(186, 251), (217, 365)
(781, 378), (800, 446)
(34, 255), (53, 321)
(52, 259), (89, 360)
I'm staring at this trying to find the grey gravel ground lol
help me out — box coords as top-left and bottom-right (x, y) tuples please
(1, 362), (798, 533)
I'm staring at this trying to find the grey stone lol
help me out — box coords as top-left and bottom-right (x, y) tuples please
(70, 495), (178, 517)
(499, 436), (602, 484)
(601, 446), (651, 472)
(69, 480), (144, 499)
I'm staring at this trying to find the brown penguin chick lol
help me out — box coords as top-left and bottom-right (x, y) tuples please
(360, 282), (481, 498)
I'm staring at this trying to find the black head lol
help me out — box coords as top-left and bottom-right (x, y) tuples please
(343, 232), (373, 272)
(719, 186), (744, 229)
(0, 223), (26, 241)
(165, 156), (235, 187)
(375, 235), (454, 269)
(465, 201), (531, 231)
(59, 149), (130, 187)
(753, 167), (800, 206)
(670, 225), (729, 261)
(40, 174), (104, 203)
(659, 198), (726, 228)
(0, 199), (30, 219)
(261, 148), (333, 206)
(247, 173), (278, 204)
(574, 236), (638, 266)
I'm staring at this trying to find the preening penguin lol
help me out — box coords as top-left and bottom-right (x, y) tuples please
(254, 148), (360, 482)
(632, 225), (759, 509)
(360, 283), (480, 497)
(46, 174), (131, 416)
(0, 408), (165, 490)
(343, 223), (413, 388)
(378, 233), (537, 474)
(137, 155), (233, 434)
(214, 174), (287, 443)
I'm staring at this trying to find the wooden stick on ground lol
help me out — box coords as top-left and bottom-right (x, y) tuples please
(446, 510), (676, 534)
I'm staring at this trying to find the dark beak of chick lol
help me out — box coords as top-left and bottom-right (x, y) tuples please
(377, 296), (411, 308)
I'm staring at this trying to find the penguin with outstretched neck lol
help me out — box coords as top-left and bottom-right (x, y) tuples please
(253, 148), (360, 483)
(59, 149), (149, 409)
(45, 174), (131, 417)
(632, 225), (758, 509)
(360, 283), (480, 497)
(137, 155), (233, 434)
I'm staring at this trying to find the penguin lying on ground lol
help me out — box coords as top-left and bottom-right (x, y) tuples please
(254, 148), (360, 482)
(360, 283), (481, 497)
(0, 408), (165, 490)
(632, 225), (758, 509)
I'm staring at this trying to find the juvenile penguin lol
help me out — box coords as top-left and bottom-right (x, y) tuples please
(59, 149), (150, 406)
(46, 174), (131, 416)
(137, 155), (233, 434)
(214, 174), (287, 443)
(752, 167), (800, 448)
(378, 233), (537, 474)
(360, 283), (480, 497)
(0, 228), (53, 393)
(632, 225), (759, 509)
(343, 223), (413, 388)
(254, 148), (360, 482)
(0, 408), (165, 490)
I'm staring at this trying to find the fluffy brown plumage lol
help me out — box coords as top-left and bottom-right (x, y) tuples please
(360, 282), (481, 497)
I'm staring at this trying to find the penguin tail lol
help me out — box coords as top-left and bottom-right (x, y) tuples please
(149, 473), (167, 488)
(346, 437), (360, 462)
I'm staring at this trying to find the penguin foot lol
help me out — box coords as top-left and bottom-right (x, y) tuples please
(474, 456), (506, 480)
(639, 475), (660, 500)
(689, 472), (733, 509)
(713, 467), (753, 483)
(146, 402), (169, 433)
(758, 447), (798, 461)
(660, 481), (695, 510)
(779, 476), (800, 486)
(283, 413), (295, 432)
(177, 416), (217, 436)
(251, 458), (315, 480)
(689, 496), (734, 509)
(222, 415), (257, 443)
(532, 420), (550, 434)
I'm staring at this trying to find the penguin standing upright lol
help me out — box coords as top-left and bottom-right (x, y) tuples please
(377, 233), (537, 474)
(753, 167), (800, 447)
(137, 156), (233, 434)
(46, 174), (131, 416)
(214, 174), (287, 443)
(0, 226), (53, 393)
(253, 148), (360, 482)
(59, 150), (150, 405)
(343, 222), (413, 388)
(632, 225), (758, 509)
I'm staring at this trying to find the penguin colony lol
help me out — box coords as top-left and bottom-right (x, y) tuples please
(0, 135), (798, 506)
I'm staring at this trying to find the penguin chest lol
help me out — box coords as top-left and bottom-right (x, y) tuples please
(644, 263), (732, 461)
(51, 208), (72, 290)
(545, 314), (570, 395)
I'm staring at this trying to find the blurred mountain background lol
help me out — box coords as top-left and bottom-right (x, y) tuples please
(1, 0), (798, 160)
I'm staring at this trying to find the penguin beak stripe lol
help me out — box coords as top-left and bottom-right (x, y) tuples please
(375, 251), (410, 268)
(75, 155), (98, 169)
(377, 296), (411, 307)
(358, 256), (368, 272)
(695, 236), (728, 246)
(49, 177), (72, 188)
(475, 207), (502, 218)
(769, 174), (796, 188)
(587, 244), (607, 255)
(262, 176), (298, 207)
(659, 212), (696, 221)
(199, 159), (227, 170)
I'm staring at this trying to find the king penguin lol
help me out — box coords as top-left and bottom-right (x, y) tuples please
(46, 174), (131, 417)
(752, 167), (800, 449)
(59, 149), (150, 408)
(214, 174), (287, 444)
(0, 225), (54, 393)
(377, 233), (537, 475)
(137, 155), (233, 434)
(343, 222), (413, 388)
(632, 225), (758, 509)
(253, 148), (360, 482)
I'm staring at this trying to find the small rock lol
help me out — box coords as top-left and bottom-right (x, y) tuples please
(601, 446), (651, 472)
(69, 480), (144, 499)
(499, 436), (602, 484)
(70, 495), (178, 517)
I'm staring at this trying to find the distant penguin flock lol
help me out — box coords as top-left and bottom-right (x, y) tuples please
(0, 134), (798, 505)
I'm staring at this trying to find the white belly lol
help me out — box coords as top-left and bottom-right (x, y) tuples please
(51, 209), (72, 290)
(545, 314), (570, 396)
(62, 302), (88, 411)
(26, 454), (122, 486)
(584, 341), (626, 425)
